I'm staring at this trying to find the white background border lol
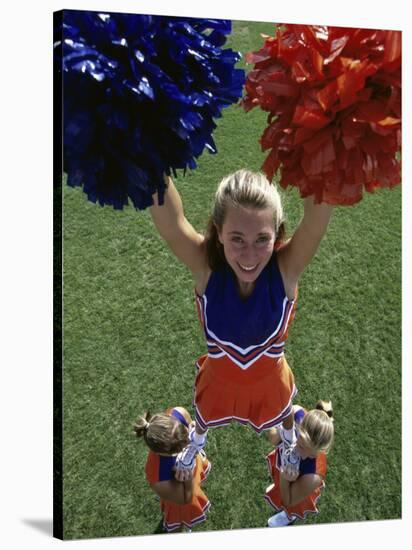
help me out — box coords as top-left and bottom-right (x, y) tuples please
(1, 1), (409, 548)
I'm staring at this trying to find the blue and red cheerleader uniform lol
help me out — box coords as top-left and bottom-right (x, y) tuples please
(194, 254), (297, 434)
(264, 408), (327, 521)
(145, 408), (211, 532)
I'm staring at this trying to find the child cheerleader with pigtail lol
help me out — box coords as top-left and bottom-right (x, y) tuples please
(133, 406), (211, 533)
(264, 400), (334, 527)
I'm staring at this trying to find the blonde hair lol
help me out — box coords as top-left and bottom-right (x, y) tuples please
(298, 400), (334, 455)
(205, 169), (286, 269)
(133, 411), (189, 454)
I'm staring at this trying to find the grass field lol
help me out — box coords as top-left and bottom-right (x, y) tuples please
(61, 20), (401, 539)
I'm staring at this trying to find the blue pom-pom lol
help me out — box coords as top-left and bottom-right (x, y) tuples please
(54, 10), (245, 210)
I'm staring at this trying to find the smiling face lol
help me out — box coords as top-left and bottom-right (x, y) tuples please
(217, 204), (276, 293)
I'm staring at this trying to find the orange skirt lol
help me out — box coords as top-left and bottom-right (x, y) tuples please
(193, 353), (297, 433)
(161, 453), (211, 532)
(264, 449), (325, 521)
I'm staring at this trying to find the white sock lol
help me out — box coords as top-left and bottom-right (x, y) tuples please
(193, 430), (207, 445)
(283, 427), (296, 444)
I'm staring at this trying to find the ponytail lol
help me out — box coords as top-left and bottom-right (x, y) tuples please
(133, 411), (152, 438)
(315, 400), (334, 421)
(133, 411), (189, 454)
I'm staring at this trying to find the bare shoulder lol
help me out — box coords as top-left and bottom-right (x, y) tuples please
(193, 265), (212, 296)
(276, 243), (298, 301)
(276, 197), (333, 286)
(184, 231), (209, 275)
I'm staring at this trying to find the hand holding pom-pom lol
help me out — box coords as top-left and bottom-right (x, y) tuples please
(242, 25), (401, 205)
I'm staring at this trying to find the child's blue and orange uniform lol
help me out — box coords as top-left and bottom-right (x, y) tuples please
(194, 255), (297, 433)
(264, 408), (327, 520)
(145, 408), (211, 532)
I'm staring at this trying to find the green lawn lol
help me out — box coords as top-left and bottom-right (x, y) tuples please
(61, 20), (401, 539)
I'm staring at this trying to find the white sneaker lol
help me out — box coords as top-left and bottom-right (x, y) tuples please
(278, 425), (297, 447)
(198, 448), (207, 461)
(268, 511), (294, 527)
(279, 440), (300, 470)
(175, 428), (207, 471)
(278, 426), (300, 470)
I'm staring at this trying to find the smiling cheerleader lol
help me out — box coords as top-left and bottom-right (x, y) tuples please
(264, 400), (334, 527)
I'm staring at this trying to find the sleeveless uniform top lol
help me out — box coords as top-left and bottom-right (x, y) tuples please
(265, 407), (328, 520)
(275, 408), (327, 476)
(145, 409), (189, 483)
(195, 255), (296, 370)
(145, 408), (211, 531)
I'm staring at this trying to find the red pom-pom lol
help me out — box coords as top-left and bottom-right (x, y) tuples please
(242, 25), (401, 205)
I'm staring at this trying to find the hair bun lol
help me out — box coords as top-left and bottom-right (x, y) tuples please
(133, 413), (151, 438)
(315, 400), (333, 419)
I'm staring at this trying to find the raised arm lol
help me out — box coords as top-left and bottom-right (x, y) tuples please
(149, 176), (209, 278)
(278, 197), (334, 296)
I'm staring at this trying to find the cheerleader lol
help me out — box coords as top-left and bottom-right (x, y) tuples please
(150, 25), (400, 480)
(150, 169), (333, 479)
(133, 406), (211, 532)
(265, 400), (334, 527)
